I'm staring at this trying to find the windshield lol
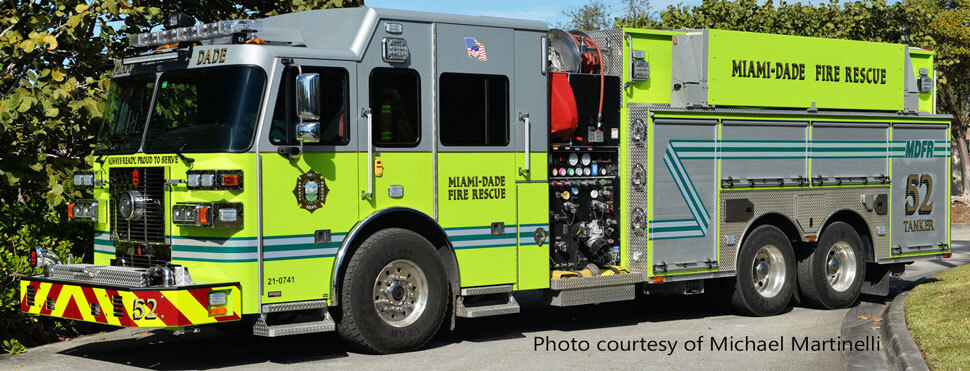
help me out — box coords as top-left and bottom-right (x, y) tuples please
(143, 67), (266, 153)
(95, 66), (266, 154)
(94, 75), (155, 154)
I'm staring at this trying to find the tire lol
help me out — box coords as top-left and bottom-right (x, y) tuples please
(727, 225), (797, 316)
(336, 228), (448, 353)
(797, 222), (865, 309)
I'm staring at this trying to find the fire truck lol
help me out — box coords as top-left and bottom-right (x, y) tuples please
(21, 7), (951, 353)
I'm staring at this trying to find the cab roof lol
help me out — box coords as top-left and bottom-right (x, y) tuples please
(260, 7), (548, 60)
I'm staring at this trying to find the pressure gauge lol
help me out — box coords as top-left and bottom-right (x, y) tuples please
(567, 168), (575, 176)
(568, 153), (579, 166)
(574, 167), (583, 176)
(551, 168), (559, 177)
(583, 167), (591, 176)
(559, 167), (567, 176)
(581, 153), (592, 166)
(590, 189), (600, 199)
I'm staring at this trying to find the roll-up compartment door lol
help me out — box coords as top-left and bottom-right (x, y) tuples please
(650, 118), (718, 274)
(720, 120), (808, 187)
(812, 122), (890, 185)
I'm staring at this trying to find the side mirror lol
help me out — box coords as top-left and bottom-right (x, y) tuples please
(295, 73), (321, 122)
(295, 72), (321, 145)
(297, 122), (321, 143)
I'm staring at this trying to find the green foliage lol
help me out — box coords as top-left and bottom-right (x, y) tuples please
(561, 0), (660, 31)
(560, 0), (613, 31)
(3, 338), (26, 354)
(0, 0), (362, 352)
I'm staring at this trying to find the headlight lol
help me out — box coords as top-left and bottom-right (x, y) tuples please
(73, 172), (95, 187)
(173, 202), (242, 228)
(67, 200), (99, 222)
(208, 291), (227, 306)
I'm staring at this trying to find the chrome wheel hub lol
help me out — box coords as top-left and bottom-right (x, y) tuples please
(373, 259), (428, 328)
(752, 244), (786, 298)
(826, 241), (857, 292)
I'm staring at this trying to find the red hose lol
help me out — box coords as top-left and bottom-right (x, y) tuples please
(570, 33), (605, 126)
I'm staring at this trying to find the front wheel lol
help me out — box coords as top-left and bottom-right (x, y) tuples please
(728, 225), (797, 316)
(336, 228), (448, 353)
(797, 222), (865, 309)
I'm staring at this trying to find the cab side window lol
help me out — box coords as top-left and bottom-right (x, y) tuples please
(270, 67), (350, 146)
(439, 73), (509, 146)
(370, 68), (420, 147)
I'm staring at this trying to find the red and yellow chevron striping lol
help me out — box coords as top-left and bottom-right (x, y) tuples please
(20, 278), (241, 328)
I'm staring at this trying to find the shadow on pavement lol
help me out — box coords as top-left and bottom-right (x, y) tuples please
(56, 290), (738, 369)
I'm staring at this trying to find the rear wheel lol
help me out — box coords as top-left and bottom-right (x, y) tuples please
(336, 228), (448, 353)
(727, 225), (796, 316)
(797, 222), (865, 309)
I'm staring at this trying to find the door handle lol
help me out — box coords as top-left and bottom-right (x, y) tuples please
(361, 108), (373, 200)
(519, 112), (530, 176)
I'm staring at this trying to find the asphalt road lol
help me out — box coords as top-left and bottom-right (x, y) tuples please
(4, 235), (969, 371)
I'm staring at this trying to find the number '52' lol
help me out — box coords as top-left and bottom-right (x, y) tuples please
(905, 174), (934, 216)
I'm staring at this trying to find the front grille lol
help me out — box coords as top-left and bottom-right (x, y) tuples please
(110, 167), (166, 244)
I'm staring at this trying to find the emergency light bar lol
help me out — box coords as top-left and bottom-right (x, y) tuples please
(129, 19), (262, 48)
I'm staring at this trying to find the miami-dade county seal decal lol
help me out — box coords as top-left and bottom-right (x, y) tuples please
(293, 170), (329, 212)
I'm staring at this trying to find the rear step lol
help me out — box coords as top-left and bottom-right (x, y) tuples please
(253, 299), (335, 337)
(456, 284), (520, 318)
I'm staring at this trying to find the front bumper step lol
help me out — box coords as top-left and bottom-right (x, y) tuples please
(20, 276), (241, 328)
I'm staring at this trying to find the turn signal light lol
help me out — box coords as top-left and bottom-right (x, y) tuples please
(198, 206), (210, 225)
(186, 170), (243, 190)
(208, 307), (228, 316)
(221, 174), (240, 187)
(67, 200), (99, 222)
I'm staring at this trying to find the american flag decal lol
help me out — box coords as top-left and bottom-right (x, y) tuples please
(464, 37), (487, 61)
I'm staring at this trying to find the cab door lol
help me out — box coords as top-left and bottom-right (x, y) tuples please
(357, 22), (435, 228)
(433, 24), (518, 287)
(259, 59), (358, 304)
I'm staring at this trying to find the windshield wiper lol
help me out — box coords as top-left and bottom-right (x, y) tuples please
(175, 143), (195, 164)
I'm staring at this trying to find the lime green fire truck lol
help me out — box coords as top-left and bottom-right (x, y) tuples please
(21, 7), (951, 353)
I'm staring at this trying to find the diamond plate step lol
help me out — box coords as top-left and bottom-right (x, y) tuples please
(456, 295), (519, 318)
(253, 307), (335, 337)
(253, 319), (335, 337)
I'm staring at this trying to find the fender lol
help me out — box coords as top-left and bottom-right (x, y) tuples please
(328, 207), (454, 306)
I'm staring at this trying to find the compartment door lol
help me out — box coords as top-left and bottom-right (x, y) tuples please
(890, 123), (950, 256)
(650, 118), (719, 275)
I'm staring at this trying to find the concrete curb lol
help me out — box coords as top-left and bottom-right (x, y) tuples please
(841, 301), (891, 370)
(882, 291), (929, 371)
